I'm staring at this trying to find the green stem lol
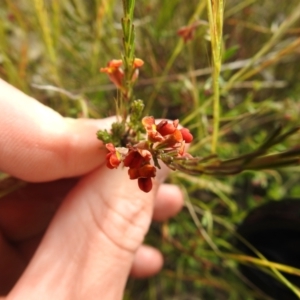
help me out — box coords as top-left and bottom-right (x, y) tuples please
(211, 64), (221, 154)
(121, 0), (136, 116)
(207, 0), (224, 153)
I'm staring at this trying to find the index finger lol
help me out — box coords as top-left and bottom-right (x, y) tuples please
(0, 79), (111, 182)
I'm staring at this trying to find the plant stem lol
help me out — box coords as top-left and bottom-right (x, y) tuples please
(207, 0), (224, 153)
(121, 0), (136, 103)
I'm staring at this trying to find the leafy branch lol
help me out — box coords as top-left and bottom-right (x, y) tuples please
(166, 126), (300, 176)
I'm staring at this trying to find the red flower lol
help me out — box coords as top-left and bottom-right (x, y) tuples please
(123, 146), (156, 193)
(124, 150), (144, 168)
(156, 120), (178, 136)
(142, 116), (194, 152)
(180, 128), (193, 143)
(128, 164), (156, 179)
(138, 177), (153, 193)
(177, 21), (202, 43)
(163, 129), (183, 147)
(103, 115), (194, 194)
(100, 59), (124, 88)
(105, 143), (121, 169)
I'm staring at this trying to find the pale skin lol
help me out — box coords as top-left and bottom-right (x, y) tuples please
(0, 79), (183, 299)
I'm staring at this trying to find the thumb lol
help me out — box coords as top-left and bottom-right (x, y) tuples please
(8, 161), (169, 300)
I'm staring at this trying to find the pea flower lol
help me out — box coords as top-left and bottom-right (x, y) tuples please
(100, 60), (124, 88)
(102, 117), (194, 193)
(100, 58), (144, 88)
(105, 143), (122, 169)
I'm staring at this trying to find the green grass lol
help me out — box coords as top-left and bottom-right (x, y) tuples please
(1, 0), (300, 299)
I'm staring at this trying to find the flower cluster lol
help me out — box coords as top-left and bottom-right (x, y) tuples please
(104, 116), (193, 193)
(100, 58), (144, 88)
(142, 116), (193, 146)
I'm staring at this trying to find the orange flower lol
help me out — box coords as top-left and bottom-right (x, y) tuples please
(100, 58), (144, 87)
(100, 59), (124, 88)
(131, 58), (145, 82)
(133, 58), (144, 68)
(105, 143), (121, 169)
(142, 116), (164, 143)
(163, 129), (183, 146)
(103, 115), (194, 194)
(142, 116), (156, 131)
(142, 116), (194, 149)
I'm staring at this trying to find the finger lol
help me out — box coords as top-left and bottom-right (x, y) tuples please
(0, 232), (26, 295)
(153, 184), (183, 221)
(0, 182), (182, 293)
(129, 185), (183, 278)
(8, 163), (170, 299)
(0, 178), (79, 241)
(0, 232), (43, 296)
(0, 79), (112, 182)
(130, 245), (163, 278)
(0, 179), (79, 295)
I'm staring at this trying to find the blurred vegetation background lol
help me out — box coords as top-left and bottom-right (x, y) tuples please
(1, 0), (300, 299)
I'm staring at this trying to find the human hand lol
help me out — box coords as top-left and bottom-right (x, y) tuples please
(0, 79), (183, 299)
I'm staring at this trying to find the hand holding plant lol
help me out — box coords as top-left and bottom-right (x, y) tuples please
(2, 0), (300, 299)
(0, 79), (184, 299)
